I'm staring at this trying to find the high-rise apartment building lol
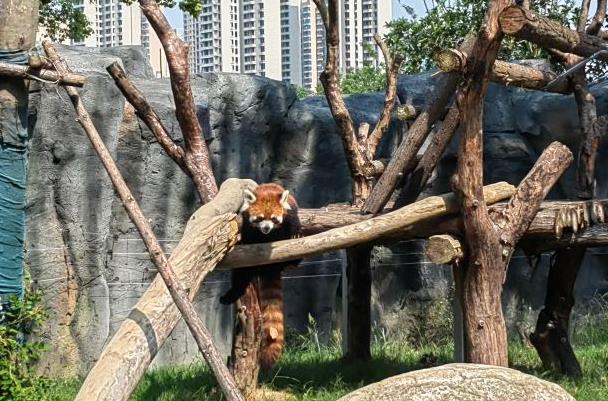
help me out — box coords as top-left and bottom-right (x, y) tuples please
(66, 0), (169, 77)
(184, 0), (392, 89)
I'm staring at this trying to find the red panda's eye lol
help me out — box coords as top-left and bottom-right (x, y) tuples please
(271, 217), (280, 224)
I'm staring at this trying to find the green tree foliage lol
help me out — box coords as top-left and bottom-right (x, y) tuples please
(387, 0), (579, 74)
(39, 0), (93, 42)
(340, 65), (386, 94)
(39, 0), (204, 42)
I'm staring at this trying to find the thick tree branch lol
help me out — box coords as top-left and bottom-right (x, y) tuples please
(0, 61), (85, 86)
(139, 0), (217, 203)
(491, 142), (573, 254)
(107, 62), (187, 171)
(435, 50), (569, 93)
(500, 6), (608, 61)
(43, 41), (244, 401)
(311, 0), (329, 32)
(578, 0), (592, 32)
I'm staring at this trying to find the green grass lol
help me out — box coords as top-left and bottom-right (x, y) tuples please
(42, 300), (608, 401)
(43, 327), (608, 401)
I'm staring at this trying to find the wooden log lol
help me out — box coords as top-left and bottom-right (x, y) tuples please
(220, 182), (515, 269)
(72, 179), (253, 401)
(44, 41), (246, 401)
(499, 6), (608, 61)
(229, 284), (262, 399)
(435, 49), (569, 93)
(0, 61), (85, 87)
(426, 235), (464, 265)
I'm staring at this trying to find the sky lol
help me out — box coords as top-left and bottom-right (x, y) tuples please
(164, 0), (428, 33)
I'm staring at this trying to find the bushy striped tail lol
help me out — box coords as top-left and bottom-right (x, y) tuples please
(257, 269), (284, 368)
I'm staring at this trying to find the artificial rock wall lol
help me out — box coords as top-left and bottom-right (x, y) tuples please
(25, 46), (608, 376)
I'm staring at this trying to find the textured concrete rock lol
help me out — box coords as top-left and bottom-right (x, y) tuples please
(24, 46), (608, 376)
(338, 364), (575, 401)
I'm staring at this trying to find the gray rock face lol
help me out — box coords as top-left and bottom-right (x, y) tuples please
(25, 46), (608, 376)
(337, 364), (575, 401)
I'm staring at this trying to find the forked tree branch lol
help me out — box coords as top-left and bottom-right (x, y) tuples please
(313, 0), (361, 177)
(366, 33), (404, 155)
(588, 0), (607, 35)
(107, 62), (188, 172)
(139, 0), (218, 203)
(578, 0), (592, 32)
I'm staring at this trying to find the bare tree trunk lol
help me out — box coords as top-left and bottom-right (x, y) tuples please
(455, 0), (574, 366)
(138, 0), (218, 203)
(500, 6), (608, 60)
(0, 0), (38, 300)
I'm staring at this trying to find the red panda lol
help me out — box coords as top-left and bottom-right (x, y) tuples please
(220, 183), (301, 368)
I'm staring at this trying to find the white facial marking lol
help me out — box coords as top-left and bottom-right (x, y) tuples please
(280, 190), (292, 211)
(259, 220), (275, 234)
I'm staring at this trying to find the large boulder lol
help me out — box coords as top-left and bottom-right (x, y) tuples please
(338, 364), (575, 401)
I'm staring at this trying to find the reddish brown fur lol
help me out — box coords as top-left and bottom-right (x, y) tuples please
(245, 183), (297, 221)
(257, 271), (284, 368)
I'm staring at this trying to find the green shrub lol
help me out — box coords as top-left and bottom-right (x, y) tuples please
(0, 290), (49, 401)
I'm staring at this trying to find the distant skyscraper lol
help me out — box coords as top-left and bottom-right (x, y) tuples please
(184, 0), (392, 89)
(65, 0), (169, 77)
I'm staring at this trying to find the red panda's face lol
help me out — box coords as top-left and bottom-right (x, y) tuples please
(240, 186), (292, 235)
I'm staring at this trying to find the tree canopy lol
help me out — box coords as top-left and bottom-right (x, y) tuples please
(386, 0), (579, 74)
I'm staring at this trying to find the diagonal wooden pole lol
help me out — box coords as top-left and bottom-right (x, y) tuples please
(42, 40), (245, 401)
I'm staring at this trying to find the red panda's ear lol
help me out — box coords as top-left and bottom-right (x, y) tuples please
(280, 190), (291, 211)
(240, 189), (256, 213)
